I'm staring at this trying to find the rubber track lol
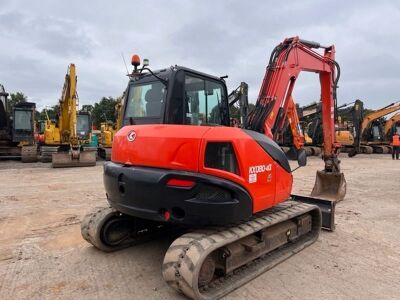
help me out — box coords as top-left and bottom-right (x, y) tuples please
(81, 206), (180, 252)
(162, 201), (321, 300)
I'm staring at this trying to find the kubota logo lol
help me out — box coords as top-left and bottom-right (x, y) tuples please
(127, 130), (136, 142)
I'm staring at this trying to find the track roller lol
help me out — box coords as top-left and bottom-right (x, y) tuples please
(381, 146), (390, 154)
(310, 146), (321, 156)
(304, 147), (313, 156)
(361, 146), (373, 154)
(373, 145), (385, 154)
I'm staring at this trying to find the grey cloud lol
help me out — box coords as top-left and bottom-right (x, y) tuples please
(0, 0), (400, 110)
(0, 10), (94, 58)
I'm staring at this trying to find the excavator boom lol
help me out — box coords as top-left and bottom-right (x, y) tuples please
(384, 112), (400, 138)
(361, 102), (400, 136)
(246, 37), (345, 202)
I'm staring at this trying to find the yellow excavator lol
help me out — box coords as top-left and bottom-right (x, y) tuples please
(98, 97), (123, 160)
(40, 64), (96, 167)
(361, 102), (400, 153)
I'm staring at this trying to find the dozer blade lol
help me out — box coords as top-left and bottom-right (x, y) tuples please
(291, 194), (335, 231)
(311, 170), (346, 203)
(52, 151), (96, 168)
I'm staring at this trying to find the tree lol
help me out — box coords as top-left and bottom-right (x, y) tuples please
(81, 104), (94, 114)
(8, 92), (27, 110)
(36, 105), (59, 121)
(91, 97), (117, 128)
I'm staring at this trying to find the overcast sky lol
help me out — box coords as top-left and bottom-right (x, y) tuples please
(1, 0), (399, 110)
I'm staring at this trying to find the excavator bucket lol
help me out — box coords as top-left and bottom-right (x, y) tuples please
(311, 170), (346, 202)
(52, 150), (96, 168)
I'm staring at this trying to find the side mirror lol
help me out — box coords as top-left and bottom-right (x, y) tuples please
(297, 149), (307, 167)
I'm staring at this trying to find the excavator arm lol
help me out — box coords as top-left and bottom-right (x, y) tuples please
(228, 82), (249, 127)
(384, 112), (400, 138)
(246, 36), (345, 201)
(58, 64), (78, 145)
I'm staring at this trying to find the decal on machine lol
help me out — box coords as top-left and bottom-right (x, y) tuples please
(248, 163), (272, 183)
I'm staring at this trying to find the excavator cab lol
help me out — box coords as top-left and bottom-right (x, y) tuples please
(122, 65), (230, 127)
(0, 85), (37, 161)
(12, 102), (36, 144)
(77, 112), (92, 143)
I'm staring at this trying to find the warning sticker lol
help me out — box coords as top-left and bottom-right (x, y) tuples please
(248, 163), (272, 184)
(249, 173), (257, 183)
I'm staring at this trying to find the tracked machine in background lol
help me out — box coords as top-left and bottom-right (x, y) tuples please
(0, 84), (37, 162)
(360, 102), (400, 154)
(98, 98), (123, 160)
(335, 99), (367, 156)
(384, 112), (400, 143)
(280, 102), (322, 157)
(81, 37), (345, 300)
(40, 64), (96, 167)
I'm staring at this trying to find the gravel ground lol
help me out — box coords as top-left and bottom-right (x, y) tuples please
(0, 154), (399, 300)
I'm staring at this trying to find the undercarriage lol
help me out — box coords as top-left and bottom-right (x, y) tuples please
(0, 141), (38, 162)
(81, 199), (332, 300)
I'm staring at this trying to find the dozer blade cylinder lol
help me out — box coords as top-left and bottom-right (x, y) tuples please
(51, 151), (96, 168)
(311, 170), (346, 202)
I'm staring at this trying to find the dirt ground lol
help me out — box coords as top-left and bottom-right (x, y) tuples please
(0, 154), (399, 300)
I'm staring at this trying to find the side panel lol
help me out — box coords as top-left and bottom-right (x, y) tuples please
(112, 125), (292, 215)
(112, 125), (211, 172)
(198, 127), (292, 213)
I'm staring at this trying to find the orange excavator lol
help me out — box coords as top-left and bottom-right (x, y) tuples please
(361, 102), (400, 153)
(81, 37), (345, 300)
(384, 112), (400, 142)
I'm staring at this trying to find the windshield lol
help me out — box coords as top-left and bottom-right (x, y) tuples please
(77, 114), (90, 134)
(38, 121), (45, 134)
(125, 81), (165, 119)
(372, 125), (381, 139)
(14, 110), (32, 131)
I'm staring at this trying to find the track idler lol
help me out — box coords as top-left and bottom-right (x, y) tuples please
(81, 207), (137, 252)
(81, 206), (177, 252)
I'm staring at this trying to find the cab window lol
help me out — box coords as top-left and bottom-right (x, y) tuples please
(184, 75), (225, 125)
(125, 81), (165, 119)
